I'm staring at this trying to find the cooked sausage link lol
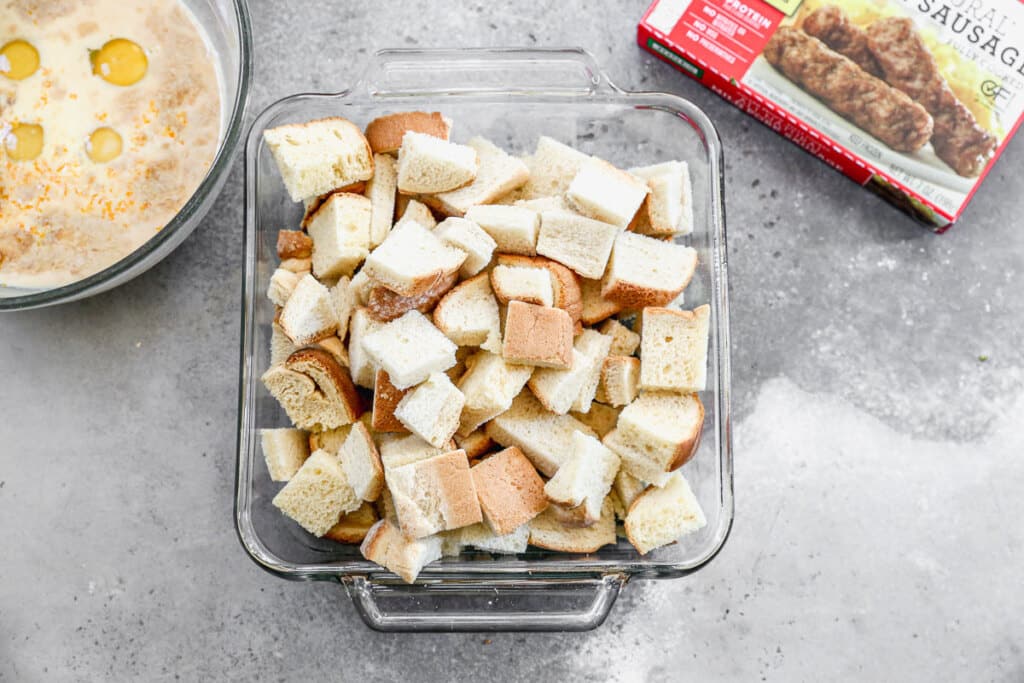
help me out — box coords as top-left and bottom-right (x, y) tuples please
(802, 6), (884, 77)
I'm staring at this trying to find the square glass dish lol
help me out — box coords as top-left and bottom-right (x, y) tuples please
(236, 48), (733, 632)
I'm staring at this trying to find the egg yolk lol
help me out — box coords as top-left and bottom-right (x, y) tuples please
(90, 38), (147, 86)
(5, 123), (44, 161)
(87, 127), (123, 163)
(0, 39), (40, 80)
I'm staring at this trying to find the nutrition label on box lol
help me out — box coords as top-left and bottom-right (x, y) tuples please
(652, 0), (785, 80)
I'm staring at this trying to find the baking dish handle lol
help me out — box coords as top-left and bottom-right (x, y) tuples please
(355, 47), (617, 96)
(344, 573), (627, 632)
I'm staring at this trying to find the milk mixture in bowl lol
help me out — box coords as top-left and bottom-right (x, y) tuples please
(0, 0), (222, 289)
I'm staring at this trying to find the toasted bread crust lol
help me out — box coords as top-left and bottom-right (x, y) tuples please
(365, 112), (451, 154)
(286, 348), (363, 424)
(668, 396), (704, 471)
(324, 502), (379, 543)
(601, 278), (686, 309)
(367, 269), (459, 322)
(372, 369), (411, 433)
(496, 254), (582, 332)
(277, 230), (313, 260)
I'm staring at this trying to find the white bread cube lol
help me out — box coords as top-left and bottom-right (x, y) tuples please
(520, 136), (591, 199)
(365, 111), (451, 154)
(528, 348), (591, 415)
(366, 153), (397, 247)
(262, 349), (363, 431)
(464, 205), (539, 256)
(360, 518), (443, 583)
(456, 351), (534, 436)
(631, 161), (693, 236)
(566, 158), (649, 228)
(329, 277), (355, 340)
(432, 137), (530, 215)
(495, 254), (582, 333)
(339, 422), (384, 502)
(471, 446), (549, 535)
(601, 232), (697, 308)
(434, 217), (497, 277)
(395, 198), (437, 229)
(362, 310), (457, 390)
(528, 496), (615, 553)
(272, 449), (361, 536)
(613, 468), (646, 513)
(263, 117), (373, 202)
(379, 433), (449, 470)
(306, 192), (372, 279)
(502, 301), (574, 369)
(385, 449), (482, 538)
(278, 274), (338, 346)
(603, 391), (704, 482)
(397, 132), (478, 194)
(579, 277), (622, 326)
(394, 372), (466, 448)
(363, 220), (467, 297)
(570, 328), (614, 413)
(348, 307), (385, 388)
(490, 265), (553, 307)
(432, 273), (502, 353)
(536, 210), (618, 279)
(625, 471), (706, 555)
(595, 356), (640, 406)
(543, 431), (620, 523)
(260, 428), (310, 482)
(570, 402), (620, 439)
(365, 269), (458, 323)
(485, 391), (597, 477)
(459, 522), (529, 554)
(599, 318), (640, 356)
(267, 268), (302, 308)
(639, 305), (710, 392)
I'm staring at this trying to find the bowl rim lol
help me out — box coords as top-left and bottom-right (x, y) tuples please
(0, 0), (253, 311)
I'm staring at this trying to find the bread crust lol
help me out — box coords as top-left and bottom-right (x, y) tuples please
(580, 278), (622, 325)
(324, 501), (379, 543)
(496, 254), (583, 333)
(277, 230), (313, 260)
(471, 447), (548, 535)
(285, 348), (363, 426)
(372, 369), (411, 433)
(667, 396), (704, 471)
(501, 301), (573, 369)
(366, 269), (458, 322)
(365, 111), (450, 154)
(601, 278), (686, 309)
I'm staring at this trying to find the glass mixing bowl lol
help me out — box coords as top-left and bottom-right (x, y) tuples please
(0, 0), (252, 311)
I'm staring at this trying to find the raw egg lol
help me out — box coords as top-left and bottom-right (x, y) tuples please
(90, 38), (147, 86)
(0, 39), (40, 80)
(5, 123), (44, 161)
(86, 127), (123, 163)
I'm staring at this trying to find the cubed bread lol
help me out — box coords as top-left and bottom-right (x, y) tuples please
(528, 348), (591, 415)
(263, 117), (374, 202)
(379, 433), (449, 470)
(625, 471), (706, 554)
(433, 273), (502, 353)
(613, 468), (646, 513)
(301, 184), (365, 229)
(454, 429), (494, 459)
(372, 369), (410, 433)
(536, 210), (618, 279)
(434, 217), (497, 278)
(464, 205), (540, 255)
(397, 132), (478, 194)
(599, 318), (640, 356)
(528, 496), (615, 553)
(603, 391), (704, 481)
(458, 522), (529, 554)
(262, 349), (363, 431)
(308, 424), (354, 454)
(580, 278), (622, 325)
(278, 274), (338, 346)
(471, 446), (549, 535)
(339, 422), (385, 501)
(543, 431), (619, 524)
(630, 161), (693, 236)
(279, 257), (313, 273)
(366, 153), (398, 248)
(362, 310), (458, 389)
(277, 230), (313, 260)
(456, 351), (534, 435)
(565, 158), (649, 228)
(570, 402), (621, 439)
(366, 269), (458, 322)
(272, 449), (361, 536)
(496, 254), (582, 332)
(349, 270), (374, 305)
(519, 136), (591, 199)
(601, 232), (697, 308)
(260, 428), (310, 481)
(485, 391), (597, 476)
(569, 329), (614, 413)
(324, 501), (379, 544)
(362, 220), (466, 297)
(270, 321), (297, 367)
(267, 268), (302, 308)
(386, 449), (482, 538)
(431, 137), (530, 215)
(329, 277), (355, 340)
(490, 265), (553, 306)
(394, 372), (466, 448)
(348, 307), (385, 388)
(395, 198), (437, 229)
(306, 192), (372, 279)
(360, 518), (443, 583)
(365, 111), (451, 154)
(595, 356), (640, 406)
(502, 301), (573, 369)
(639, 305), (711, 392)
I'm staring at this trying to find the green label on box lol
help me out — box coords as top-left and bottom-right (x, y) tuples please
(763, 0), (803, 16)
(647, 38), (704, 80)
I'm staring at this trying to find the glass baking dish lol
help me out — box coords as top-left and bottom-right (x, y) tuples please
(236, 48), (733, 632)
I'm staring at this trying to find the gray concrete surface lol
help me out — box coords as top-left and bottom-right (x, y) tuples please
(2, 1), (1023, 680)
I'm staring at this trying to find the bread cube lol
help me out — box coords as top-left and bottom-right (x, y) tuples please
(305, 192), (372, 280)
(599, 318), (640, 356)
(372, 369), (410, 433)
(570, 402), (621, 439)
(529, 349), (591, 415)
(579, 278), (622, 325)
(630, 161), (693, 236)
(360, 518), (443, 583)
(339, 422), (384, 501)
(269, 321), (297, 367)
(496, 254), (582, 332)
(363, 220), (467, 297)
(456, 350), (534, 435)
(490, 265), (553, 307)
(458, 522), (529, 554)
(397, 132), (478, 194)
(433, 274), (502, 353)
(484, 392), (597, 477)
(502, 301), (573, 369)
(595, 356), (640, 406)
(519, 136), (591, 199)
(528, 496), (615, 553)
(465, 205), (540, 255)
(613, 468), (646, 513)
(394, 372), (466, 448)
(536, 210), (618, 279)
(366, 269), (458, 322)
(379, 433), (449, 470)
(308, 424), (355, 454)
(454, 429), (493, 460)
(324, 501), (379, 544)
(471, 446), (548, 535)
(603, 391), (704, 481)
(570, 329), (614, 413)
(543, 431), (619, 524)
(365, 111), (450, 154)
(366, 153), (398, 248)
(263, 117), (373, 202)
(348, 307), (385, 388)
(395, 198), (437, 229)
(432, 137), (530, 215)
(278, 274), (338, 346)
(362, 310), (458, 389)
(260, 428), (310, 482)
(601, 232), (697, 308)
(566, 158), (649, 228)
(386, 449), (482, 538)
(267, 268), (301, 308)
(329, 277), (355, 339)
(434, 217), (497, 277)
(272, 449), (361, 536)
(262, 349), (362, 431)
(625, 472), (706, 554)
(639, 305), (710, 393)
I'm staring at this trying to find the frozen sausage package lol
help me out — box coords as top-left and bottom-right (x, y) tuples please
(639, 0), (1024, 231)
